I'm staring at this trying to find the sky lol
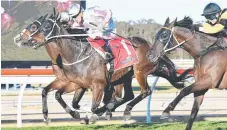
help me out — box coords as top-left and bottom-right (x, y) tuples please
(87, 0), (227, 24)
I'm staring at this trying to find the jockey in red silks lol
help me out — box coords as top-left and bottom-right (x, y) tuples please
(60, 4), (117, 72)
(83, 6), (117, 72)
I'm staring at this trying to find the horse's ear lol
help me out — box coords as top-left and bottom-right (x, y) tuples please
(53, 7), (56, 17)
(41, 14), (48, 23)
(164, 17), (170, 27)
(49, 14), (53, 18)
(169, 17), (177, 28)
(37, 16), (43, 21)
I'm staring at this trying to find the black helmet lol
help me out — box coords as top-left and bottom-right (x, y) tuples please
(202, 3), (221, 16)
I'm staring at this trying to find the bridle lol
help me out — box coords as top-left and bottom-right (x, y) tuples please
(160, 26), (195, 54)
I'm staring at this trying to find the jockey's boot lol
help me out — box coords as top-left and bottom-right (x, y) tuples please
(105, 52), (114, 63)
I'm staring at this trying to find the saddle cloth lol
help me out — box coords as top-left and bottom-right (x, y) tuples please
(87, 37), (138, 71)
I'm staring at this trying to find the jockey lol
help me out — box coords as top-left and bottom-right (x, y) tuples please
(59, 3), (84, 29)
(83, 6), (117, 71)
(199, 3), (227, 38)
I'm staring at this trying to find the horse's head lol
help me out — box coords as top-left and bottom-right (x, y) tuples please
(14, 14), (48, 48)
(15, 7), (88, 49)
(147, 17), (177, 63)
(148, 17), (194, 62)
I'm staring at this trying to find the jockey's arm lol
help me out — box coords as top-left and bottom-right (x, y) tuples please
(201, 11), (227, 34)
(103, 9), (112, 27)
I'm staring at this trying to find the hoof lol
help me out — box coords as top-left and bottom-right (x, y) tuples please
(106, 102), (115, 110)
(90, 114), (99, 124)
(71, 111), (80, 119)
(73, 105), (80, 110)
(123, 111), (131, 121)
(105, 111), (112, 120)
(43, 118), (51, 125)
(160, 112), (170, 119)
(80, 116), (89, 125)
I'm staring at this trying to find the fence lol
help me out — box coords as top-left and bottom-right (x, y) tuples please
(1, 59), (194, 127)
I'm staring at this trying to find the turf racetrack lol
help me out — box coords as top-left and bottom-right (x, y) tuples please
(2, 121), (227, 130)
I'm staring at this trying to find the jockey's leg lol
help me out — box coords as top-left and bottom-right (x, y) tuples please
(104, 39), (114, 62)
(104, 39), (114, 73)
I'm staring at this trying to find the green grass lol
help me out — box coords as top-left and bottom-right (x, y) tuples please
(2, 121), (227, 130)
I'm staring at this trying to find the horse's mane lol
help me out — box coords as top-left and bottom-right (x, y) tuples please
(175, 16), (193, 29)
(174, 16), (217, 48)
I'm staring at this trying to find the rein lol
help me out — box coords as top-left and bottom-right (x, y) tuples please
(42, 18), (96, 65)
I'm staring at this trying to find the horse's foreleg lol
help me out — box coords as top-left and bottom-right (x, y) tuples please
(123, 71), (151, 120)
(109, 77), (134, 112)
(160, 55), (193, 82)
(72, 88), (87, 109)
(55, 88), (80, 119)
(105, 78), (135, 120)
(176, 68), (193, 81)
(42, 83), (53, 125)
(89, 84), (105, 124)
(161, 76), (212, 119)
(186, 90), (207, 130)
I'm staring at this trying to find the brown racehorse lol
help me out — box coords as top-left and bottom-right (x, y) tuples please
(13, 15), (124, 124)
(149, 17), (227, 130)
(14, 13), (192, 123)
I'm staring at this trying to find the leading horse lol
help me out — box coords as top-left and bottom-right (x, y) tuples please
(149, 17), (227, 130)
(14, 15), (124, 124)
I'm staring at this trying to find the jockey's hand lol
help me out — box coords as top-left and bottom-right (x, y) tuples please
(60, 12), (70, 22)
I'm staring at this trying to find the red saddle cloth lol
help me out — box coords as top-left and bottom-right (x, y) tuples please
(224, 37), (227, 41)
(87, 37), (138, 71)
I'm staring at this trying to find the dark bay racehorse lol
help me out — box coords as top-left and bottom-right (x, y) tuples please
(14, 15), (124, 124)
(149, 17), (227, 130)
(14, 13), (192, 123)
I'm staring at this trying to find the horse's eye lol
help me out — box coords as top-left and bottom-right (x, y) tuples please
(30, 24), (37, 32)
(160, 31), (169, 41)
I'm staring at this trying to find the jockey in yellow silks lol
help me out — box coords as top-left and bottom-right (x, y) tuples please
(199, 3), (227, 37)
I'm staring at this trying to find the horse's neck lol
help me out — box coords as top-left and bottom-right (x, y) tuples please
(57, 28), (92, 64)
(181, 32), (217, 57)
(45, 42), (60, 64)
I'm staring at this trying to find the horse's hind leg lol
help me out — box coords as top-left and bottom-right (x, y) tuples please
(72, 88), (87, 109)
(186, 90), (207, 130)
(55, 86), (80, 119)
(123, 70), (151, 120)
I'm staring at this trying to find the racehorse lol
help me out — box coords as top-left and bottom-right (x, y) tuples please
(149, 17), (227, 130)
(14, 12), (192, 123)
(14, 15), (124, 124)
